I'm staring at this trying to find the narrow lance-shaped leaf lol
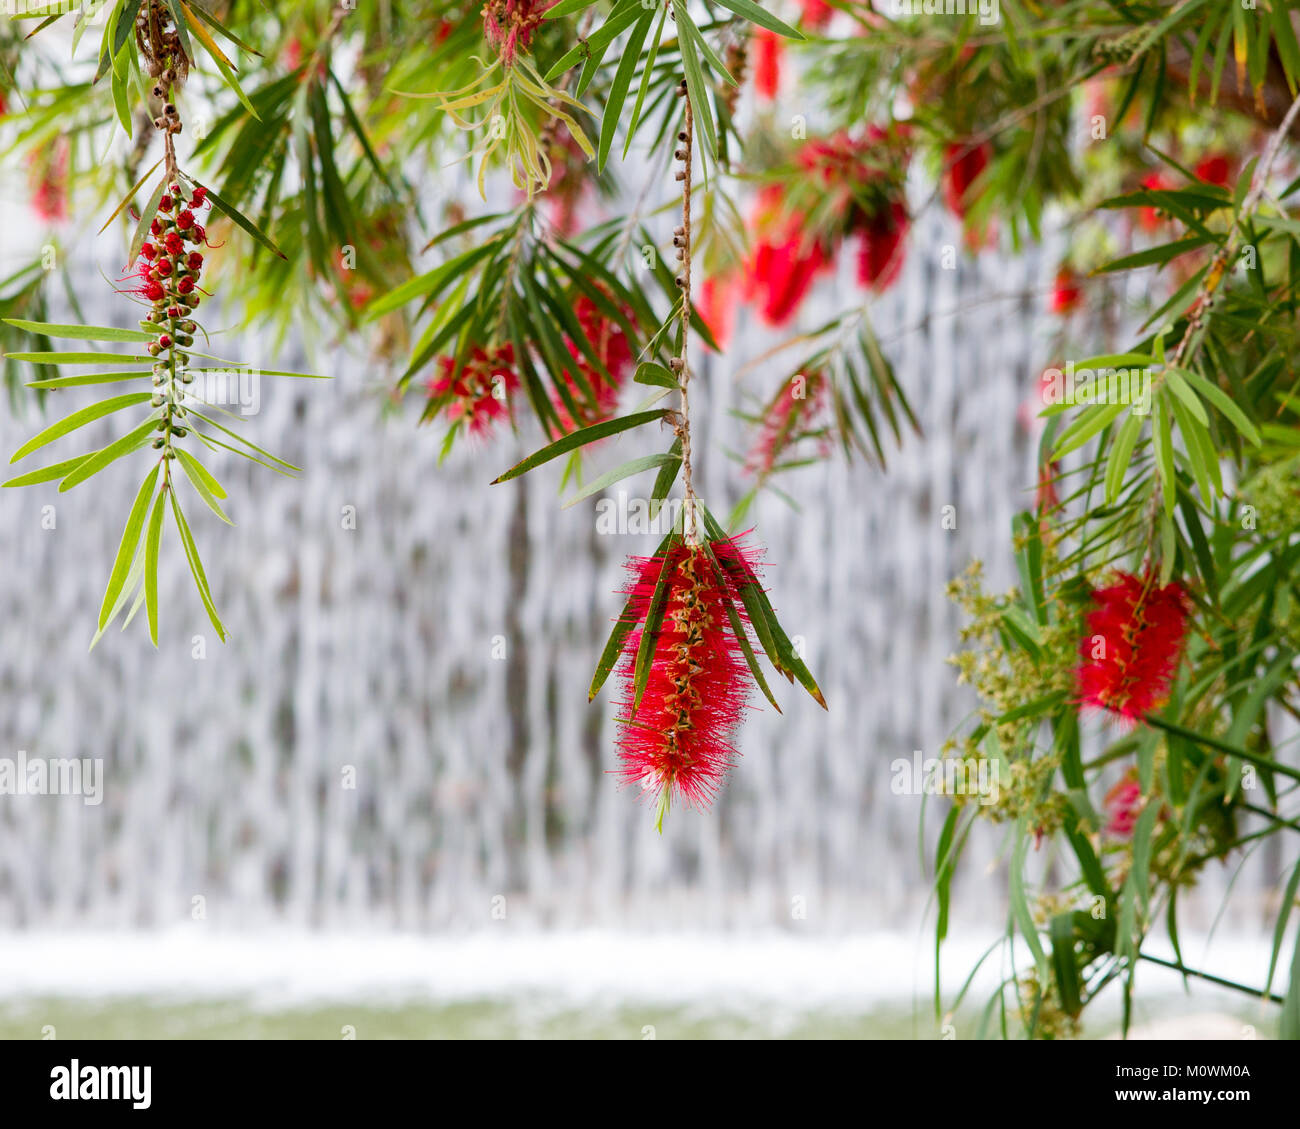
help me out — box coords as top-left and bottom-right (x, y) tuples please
(9, 392), (153, 463)
(492, 410), (667, 483)
(589, 526), (678, 702)
(100, 464), (161, 630)
(144, 489), (166, 646)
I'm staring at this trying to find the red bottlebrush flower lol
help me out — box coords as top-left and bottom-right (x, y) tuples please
(746, 370), (829, 478)
(177, 275), (196, 294)
(164, 232), (185, 255)
(1103, 769), (1143, 838)
(190, 185), (208, 207)
(747, 232), (828, 325)
(483, 0), (556, 66)
(856, 199), (908, 291)
(698, 273), (740, 351)
(155, 258), (173, 277)
(614, 538), (759, 821)
(743, 182), (830, 325)
(428, 343), (520, 436)
(1049, 268), (1082, 315)
(27, 138), (69, 223)
(187, 252), (204, 271)
(193, 224), (208, 244)
(1077, 572), (1191, 722)
(943, 141), (990, 219)
(176, 209), (195, 230)
(754, 29), (782, 100)
(1195, 153), (1231, 188)
(140, 280), (166, 303)
(799, 0), (834, 28)
(150, 218), (163, 236)
(140, 243), (157, 261)
(157, 334), (173, 349)
(551, 294), (633, 434)
(1138, 171), (1171, 232)
(159, 194), (174, 212)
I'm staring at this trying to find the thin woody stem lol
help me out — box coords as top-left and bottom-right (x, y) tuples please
(1145, 88), (1300, 542)
(676, 86), (697, 544)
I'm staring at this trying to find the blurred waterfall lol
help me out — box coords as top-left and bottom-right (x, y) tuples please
(0, 184), (1282, 940)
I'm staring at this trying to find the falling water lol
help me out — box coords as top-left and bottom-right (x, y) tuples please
(0, 184), (1283, 961)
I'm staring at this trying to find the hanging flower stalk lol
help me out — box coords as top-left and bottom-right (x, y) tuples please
(597, 80), (824, 831)
(4, 2), (314, 645)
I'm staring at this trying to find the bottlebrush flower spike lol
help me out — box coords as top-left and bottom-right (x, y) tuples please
(1077, 572), (1191, 723)
(856, 200), (909, 291)
(27, 137), (70, 223)
(428, 344), (520, 436)
(1195, 153), (1231, 188)
(1049, 268), (1082, 315)
(551, 293), (633, 434)
(1103, 768), (1143, 838)
(744, 187), (830, 326)
(746, 371), (829, 479)
(753, 29), (783, 100)
(943, 140), (990, 219)
(614, 538), (762, 829)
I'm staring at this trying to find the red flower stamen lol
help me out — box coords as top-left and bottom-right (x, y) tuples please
(428, 344), (520, 436)
(614, 538), (761, 819)
(1077, 572), (1191, 723)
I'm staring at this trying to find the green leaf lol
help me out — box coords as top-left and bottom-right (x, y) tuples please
(1177, 367), (1261, 446)
(1098, 237), (1212, 273)
(2, 320), (154, 343)
(196, 178), (287, 260)
(546, 0), (599, 17)
(1051, 401), (1128, 460)
(169, 492), (228, 642)
(1153, 396), (1177, 519)
(144, 490), (165, 646)
(59, 415), (162, 491)
(598, 8), (655, 172)
(1282, 924), (1300, 1040)
(673, 2), (718, 162)
(712, 0), (803, 38)
(589, 526), (677, 702)
(1163, 368), (1208, 426)
(26, 371), (158, 389)
(4, 352), (149, 365)
(1049, 913), (1081, 1017)
(10, 392), (153, 463)
(492, 410), (666, 483)
(1105, 412), (1143, 504)
(561, 452), (679, 508)
(544, 0), (643, 83)
(100, 464), (160, 630)
(366, 243), (497, 318)
(2, 454), (94, 488)
(175, 447), (232, 523)
(633, 362), (679, 389)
